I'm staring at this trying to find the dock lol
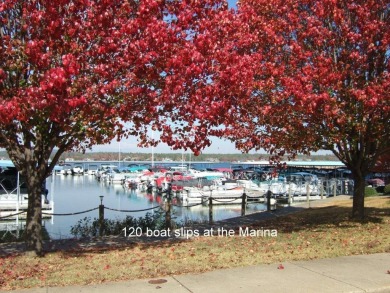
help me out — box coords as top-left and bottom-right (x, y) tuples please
(0, 201), (54, 219)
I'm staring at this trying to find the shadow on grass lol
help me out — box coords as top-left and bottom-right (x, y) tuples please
(247, 204), (390, 234)
(47, 235), (192, 259)
(0, 233), (193, 258)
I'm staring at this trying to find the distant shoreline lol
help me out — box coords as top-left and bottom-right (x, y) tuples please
(0, 150), (339, 163)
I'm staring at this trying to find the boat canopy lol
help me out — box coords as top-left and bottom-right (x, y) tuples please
(0, 160), (14, 168)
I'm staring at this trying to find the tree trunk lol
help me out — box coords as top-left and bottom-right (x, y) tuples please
(24, 178), (44, 256)
(7, 144), (59, 256)
(351, 172), (366, 220)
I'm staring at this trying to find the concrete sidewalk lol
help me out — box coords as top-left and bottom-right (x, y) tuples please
(4, 253), (390, 293)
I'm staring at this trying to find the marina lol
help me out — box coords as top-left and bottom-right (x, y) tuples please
(0, 159), (358, 240)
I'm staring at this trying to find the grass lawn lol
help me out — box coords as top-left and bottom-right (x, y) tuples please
(1, 196), (389, 290)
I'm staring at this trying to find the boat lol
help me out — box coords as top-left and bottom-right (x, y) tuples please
(95, 164), (118, 181)
(105, 168), (129, 184)
(180, 184), (276, 206)
(286, 181), (322, 196)
(236, 179), (287, 195)
(58, 163), (72, 175)
(154, 171), (195, 194)
(180, 187), (206, 206)
(72, 163), (84, 175)
(85, 164), (99, 175)
(181, 185), (247, 205)
(122, 172), (143, 189)
(0, 161), (53, 219)
(187, 168), (226, 180)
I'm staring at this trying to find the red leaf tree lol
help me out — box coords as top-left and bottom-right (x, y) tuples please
(0, 0), (240, 255)
(227, 0), (389, 219)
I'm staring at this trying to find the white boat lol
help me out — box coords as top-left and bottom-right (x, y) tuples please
(169, 165), (188, 172)
(187, 168), (226, 180)
(106, 168), (128, 184)
(282, 194), (324, 202)
(59, 163), (72, 175)
(182, 185), (247, 205)
(236, 179), (321, 197)
(237, 179), (263, 191)
(0, 161), (53, 219)
(284, 173), (322, 195)
(86, 164), (99, 175)
(122, 172), (143, 189)
(72, 164), (84, 175)
(181, 184), (275, 206)
(181, 187), (206, 206)
(95, 165), (118, 181)
(237, 179), (287, 196)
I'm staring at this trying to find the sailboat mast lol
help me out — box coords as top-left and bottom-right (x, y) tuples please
(118, 141), (121, 168)
(151, 131), (155, 168)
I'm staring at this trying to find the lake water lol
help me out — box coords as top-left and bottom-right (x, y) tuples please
(44, 173), (268, 239)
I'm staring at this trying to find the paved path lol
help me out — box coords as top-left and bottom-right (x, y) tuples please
(2, 253), (390, 293)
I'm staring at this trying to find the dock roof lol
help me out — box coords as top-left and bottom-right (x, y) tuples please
(232, 160), (345, 168)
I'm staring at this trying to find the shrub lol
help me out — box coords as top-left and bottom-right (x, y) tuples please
(375, 185), (384, 194)
(364, 186), (377, 197)
(384, 184), (390, 195)
(70, 210), (166, 238)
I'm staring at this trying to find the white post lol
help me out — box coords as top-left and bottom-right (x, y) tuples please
(306, 182), (310, 207)
(151, 131), (155, 168)
(16, 172), (20, 227)
(118, 141), (121, 169)
(51, 171), (55, 225)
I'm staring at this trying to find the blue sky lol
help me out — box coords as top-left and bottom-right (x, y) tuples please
(227, 0), (237, 8)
